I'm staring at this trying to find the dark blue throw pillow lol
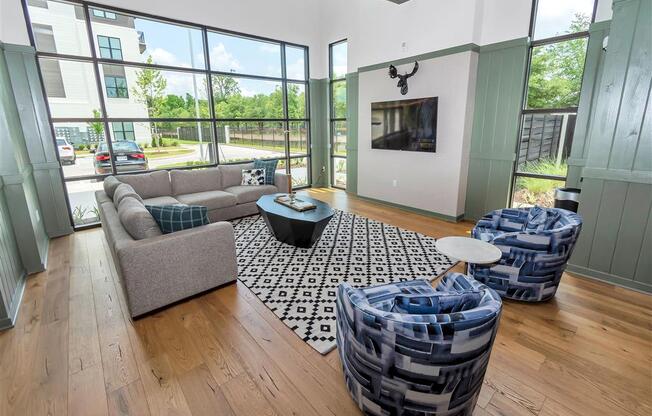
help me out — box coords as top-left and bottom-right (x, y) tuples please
(253, 159), (278, 185)
(145, 204), (209, 234)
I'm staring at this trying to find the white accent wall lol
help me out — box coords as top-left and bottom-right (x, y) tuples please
(357, 51), (478, 218)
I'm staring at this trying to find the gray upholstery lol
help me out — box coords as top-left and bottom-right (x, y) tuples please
(219, 162), (254, 188)
(274, 171), (291, 194)
(171, 167), (222, 195)
(113, 184), (143, 207)
(117, 170), (172, 199)
(224, 185), (278, 204)
(117, 197), (162, 240)
(103, 175), (122, 199)
(143, 196), (181, 205)
(176, 190), (238, 210)
(97, 164), (291, 317)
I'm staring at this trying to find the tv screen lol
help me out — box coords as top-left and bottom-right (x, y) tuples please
(371, 97), (438, 152)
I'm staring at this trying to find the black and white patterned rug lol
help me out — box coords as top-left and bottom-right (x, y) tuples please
(232, 210), (457, 354)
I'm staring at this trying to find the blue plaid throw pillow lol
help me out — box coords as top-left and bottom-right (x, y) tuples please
(253, 159), (278, 185)
(145, 204), (209, 234)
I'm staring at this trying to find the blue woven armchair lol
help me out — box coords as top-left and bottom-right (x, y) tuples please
(469, 206), (582, 302)
(336, 273), (502, 416)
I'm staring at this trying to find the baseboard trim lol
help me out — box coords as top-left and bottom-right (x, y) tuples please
(0, 272), (27, 330)
(356, 195), (464, 223)
(566, 264), (652, 294)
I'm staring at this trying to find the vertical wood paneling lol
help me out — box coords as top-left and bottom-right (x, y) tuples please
(464, 39), (528, 220)
(611, 183), (652, 279)
(634, 205), (652, 284)
(633, 85), (652, 172)
(608, 0), (652, 170)
(585, 0), (641, 169)
(571, 178), (604, 266)
(588, 181), (629, 272)
(0, 187), (25, 322)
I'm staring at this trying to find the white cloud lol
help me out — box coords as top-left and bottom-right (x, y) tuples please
(147, 47), (191, 68)
(287, 58), (306, 79)
(209, 43), (241, 72)
(259, 43), (280, 54)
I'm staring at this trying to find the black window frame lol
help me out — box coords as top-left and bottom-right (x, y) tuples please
(104, 74), (128, 98)
(329, 39), (347, 190)
(97, 34), (123, 60)
(509, 0), (597, 207)
(111, 121), (135, 141)
(22, 0), (311, 229)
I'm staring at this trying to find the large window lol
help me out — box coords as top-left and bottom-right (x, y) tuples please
(25, 0), (310, 228)
(511, 0), (595, 208)
(329, 40), (347, 189)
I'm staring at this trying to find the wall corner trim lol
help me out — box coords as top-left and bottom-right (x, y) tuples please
(478, 37), (529, 53)
(566, 264), (651, 294)
(357, 43), (480, 73)
(0, 272), (27, 330)
(356, 195), (465, 223)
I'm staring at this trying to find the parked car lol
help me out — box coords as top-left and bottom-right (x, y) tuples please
(56, 137), (76, 165)
(94, 141), (148, 175)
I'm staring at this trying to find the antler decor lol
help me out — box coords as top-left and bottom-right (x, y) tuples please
(389, 61), (419, 95)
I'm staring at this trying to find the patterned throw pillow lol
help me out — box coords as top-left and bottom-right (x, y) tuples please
(241, 168), (266, 186)
(525, 206), (561, 232)
(253, 159), (277, 185)
(145, 204), (209, 234)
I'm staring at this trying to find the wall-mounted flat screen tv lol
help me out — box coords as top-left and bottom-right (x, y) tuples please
(371, 97), (438, 152)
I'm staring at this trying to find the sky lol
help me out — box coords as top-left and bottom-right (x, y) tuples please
(533, 0), (594, 39)
(130, 16), (305, 97)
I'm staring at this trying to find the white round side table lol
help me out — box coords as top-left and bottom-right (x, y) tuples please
(435, 236), (502, 267)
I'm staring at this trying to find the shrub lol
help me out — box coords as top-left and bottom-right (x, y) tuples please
(171, 140), (179, 147)
(151, 137), (158, 148)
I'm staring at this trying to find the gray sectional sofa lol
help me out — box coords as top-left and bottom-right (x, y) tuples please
(96, 162), (290, 317)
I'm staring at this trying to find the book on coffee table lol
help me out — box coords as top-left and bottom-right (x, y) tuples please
(274, 195), (317, 212)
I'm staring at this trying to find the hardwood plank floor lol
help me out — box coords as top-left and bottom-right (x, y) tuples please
(0, 188), (650, 416)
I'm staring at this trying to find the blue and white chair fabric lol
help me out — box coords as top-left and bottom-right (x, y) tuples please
(336, 273), (502, 416)
(469, 206), (582, 302)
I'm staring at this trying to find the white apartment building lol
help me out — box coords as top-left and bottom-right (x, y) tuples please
(28, 0), (151, 145)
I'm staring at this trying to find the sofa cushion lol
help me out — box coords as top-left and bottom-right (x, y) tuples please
(118, 196), (163, 240)
(219, 163), (254, 188)
(143, 196), (182, 206)
(103, 175), (122, 199)
(170, 167), (221, 195)
(176, 190), (237, 210)
(391, 291), (483, 315)
(145, 204), (210, 234)
(224, 185), (277, 204)
(253, 159), (278, 185)
(117, 170), (171, 199)
(113, 184), (143, 208)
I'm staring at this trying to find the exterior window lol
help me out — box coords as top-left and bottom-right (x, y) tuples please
(92, 9), (116, 19)
(26, 2), (309, 228)
(104, 76), (128, 98)
(329, 40), (347, 189)
(511, 0), (595, 208)
(112, 122), (135, 141)
(97, 35), (123, 60)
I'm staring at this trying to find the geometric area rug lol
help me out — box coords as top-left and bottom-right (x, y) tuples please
(231, 209), (457, 354)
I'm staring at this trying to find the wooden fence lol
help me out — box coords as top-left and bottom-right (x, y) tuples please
(518, 114), (576, 164)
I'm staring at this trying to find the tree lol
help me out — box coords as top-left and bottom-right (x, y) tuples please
(527, 13), (590, 109)
(86, 109), (104, 143)
(131, 56), (167, 147)
(211, 75), (240, 103)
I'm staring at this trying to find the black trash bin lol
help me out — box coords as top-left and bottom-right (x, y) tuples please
(554, 187), (581, 212)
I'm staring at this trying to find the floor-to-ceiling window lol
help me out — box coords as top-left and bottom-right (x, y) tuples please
(511, 0), (596, 207)
(329, 40), (347, 189)
(24, 0), (310, 228)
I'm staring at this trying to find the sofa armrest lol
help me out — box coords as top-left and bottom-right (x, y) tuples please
(114, 222), (237, 316)
(275, 171), (291, 193)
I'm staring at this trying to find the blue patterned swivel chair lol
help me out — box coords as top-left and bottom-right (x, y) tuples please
(336, 273), (502, 416)
(469, 206), (582, 302)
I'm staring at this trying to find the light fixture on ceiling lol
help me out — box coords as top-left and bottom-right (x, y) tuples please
(386, 0), (412, 4)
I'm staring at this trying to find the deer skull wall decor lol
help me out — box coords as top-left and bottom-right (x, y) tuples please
(389, 61), (419, 95)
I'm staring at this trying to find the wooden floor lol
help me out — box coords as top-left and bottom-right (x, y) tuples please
(0, 188), (650, 416)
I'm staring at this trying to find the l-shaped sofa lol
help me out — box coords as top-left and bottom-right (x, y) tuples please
(96, 162), (290, 317)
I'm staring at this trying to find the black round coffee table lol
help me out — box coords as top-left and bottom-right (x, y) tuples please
(256, 194), (335, 248)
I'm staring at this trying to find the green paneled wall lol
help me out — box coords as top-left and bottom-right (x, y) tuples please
(309, 78), (330, 187)
(464, 38), (529, 220)
(345, 72), (359, 194)
(568, 0), (652, 293)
